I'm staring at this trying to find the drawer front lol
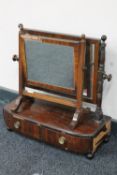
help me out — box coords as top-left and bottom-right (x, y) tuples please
(4, 110), (91, 154)
(42, 127), (91, 154)
(4, 112), (40, 139)
(13, 117), (40, 139)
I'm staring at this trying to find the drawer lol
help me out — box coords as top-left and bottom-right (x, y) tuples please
(42, 127), (91, 154)
(5, 113), (40, 139)
(14, 118), (40, 139)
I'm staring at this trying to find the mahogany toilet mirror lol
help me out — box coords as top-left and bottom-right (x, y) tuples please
(3, 24), (112, 159)
(12, 24), (112, 129)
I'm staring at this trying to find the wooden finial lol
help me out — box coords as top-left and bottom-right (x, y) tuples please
(81, 34), (85, 39)
(18, 23), (24, 31)
(101, 35), (107, 42)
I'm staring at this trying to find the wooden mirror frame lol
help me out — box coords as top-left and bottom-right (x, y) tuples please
(17, 24), (101, 108)
(18, 27), (86, 109)
(20, 33), (83, 97)
(83, 40), (100, 104)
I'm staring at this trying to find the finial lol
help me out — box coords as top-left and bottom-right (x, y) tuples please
(81, 34), (85, 39)
(101, 35), (107, 42)
(18, 23), (24, 31)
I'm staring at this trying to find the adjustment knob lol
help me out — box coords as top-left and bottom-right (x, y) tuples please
(12, 55), (19, 61)
(103, 74), (112, 81)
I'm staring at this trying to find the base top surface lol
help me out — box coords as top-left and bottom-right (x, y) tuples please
(4, 97), (111, 137)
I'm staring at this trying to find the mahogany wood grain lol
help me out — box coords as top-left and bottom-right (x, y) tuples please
(23, 91), (77, 107)
(41, 127), (91, 153)
(4, 99), (110, 134)
(3, 98), (111, 154)
(22, 27), (100, 43)
(26, 79), (75, 96)
(76, 37), (86, 109)
(6, 26), (112, 157)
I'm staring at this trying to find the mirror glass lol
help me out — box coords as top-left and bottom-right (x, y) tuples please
(25, 39), (74, 89)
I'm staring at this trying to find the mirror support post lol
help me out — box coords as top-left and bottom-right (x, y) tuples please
(95, 35), (107, 120)
(70, 34), (86, 129)
(11, 95), (34, 113)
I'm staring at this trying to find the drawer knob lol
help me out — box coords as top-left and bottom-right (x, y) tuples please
(14, 121), (20, 129)
(58, 136), (66, 145)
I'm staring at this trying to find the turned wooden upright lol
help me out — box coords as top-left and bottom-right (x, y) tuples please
(96, 35), (112, 120)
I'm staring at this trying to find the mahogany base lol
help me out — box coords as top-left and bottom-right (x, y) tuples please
(3, 97), (111, 158)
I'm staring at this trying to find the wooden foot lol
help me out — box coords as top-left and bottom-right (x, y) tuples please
(7, 128), (13, 132)
(86, 153), (94, 159)
(104, 134), (111, 143)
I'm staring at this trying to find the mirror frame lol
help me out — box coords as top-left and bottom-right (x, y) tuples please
(19, 34), (82, 96)
(83, 40), (100, 104)
(18, 27), (100, 106)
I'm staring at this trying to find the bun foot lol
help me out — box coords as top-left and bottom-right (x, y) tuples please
(7, 128), (13, 132)
(104, 136), (110, 143)
(86, 153), (94, 159)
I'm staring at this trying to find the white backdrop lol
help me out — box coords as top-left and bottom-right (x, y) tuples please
(0, 0), (117, 119)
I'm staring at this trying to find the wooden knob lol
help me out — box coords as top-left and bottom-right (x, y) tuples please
(14, 121), (20, 129)
(103, 73), (112, 81)
(58, 136), (66, 145)
(106, 74), (112, 81)
(18, 23), (24, 31)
